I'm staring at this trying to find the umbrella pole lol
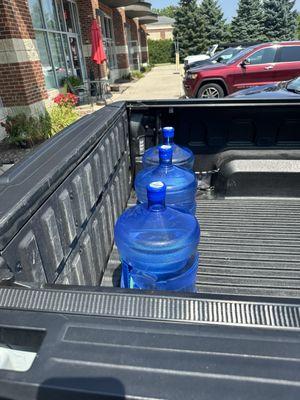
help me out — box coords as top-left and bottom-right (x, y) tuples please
(98, 64), (101, 101)
(96, 62), (107, 106)
(96, 63), (102, 105)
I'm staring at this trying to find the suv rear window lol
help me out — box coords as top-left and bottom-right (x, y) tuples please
(277, 46), (300, 62)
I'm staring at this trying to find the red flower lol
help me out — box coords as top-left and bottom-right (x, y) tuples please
(54, 93), (78, 107)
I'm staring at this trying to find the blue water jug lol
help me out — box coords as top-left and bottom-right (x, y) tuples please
(114, 182), (200, 292)
(136, 145), (197, 214)
(143, 126), (195, 170)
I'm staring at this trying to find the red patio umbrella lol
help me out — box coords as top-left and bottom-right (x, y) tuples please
(91, 19), (107, 65)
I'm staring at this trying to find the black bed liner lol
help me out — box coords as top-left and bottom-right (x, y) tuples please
(196, 197), (300, 298)
(104, 196), (300, 299)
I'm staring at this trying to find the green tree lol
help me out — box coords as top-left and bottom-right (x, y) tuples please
(298, 13), (300, 39)
(225, 23), (232, 43)
(263, 0), (297, 41)
(231, 0), (265, 43)
(173, 0), (207, 59)
(152, 6), (177, 18)
(199, 0), (229, 46)
(148, 39), (175, 64)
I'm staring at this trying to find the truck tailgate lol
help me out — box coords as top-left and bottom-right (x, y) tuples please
(1, 289), (300, 399)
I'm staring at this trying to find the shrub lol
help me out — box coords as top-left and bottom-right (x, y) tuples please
(54, 93), (78, 108)
(1, 113), (51, 147)
(131, 70), (144, 79)
(121, 73), (133, 81)
(148, 39), (175, 64)
(49, 105), (79, 135)
(1, 105), (79, 147)
(140, 64), (152, 73)
(63, 75), (82, 88)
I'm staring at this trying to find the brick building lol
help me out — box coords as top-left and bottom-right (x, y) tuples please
(146, 16), (174, 41)
(0, 0), (157, 135)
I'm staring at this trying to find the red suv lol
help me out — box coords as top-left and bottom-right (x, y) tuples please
(183, 41), (300, 98)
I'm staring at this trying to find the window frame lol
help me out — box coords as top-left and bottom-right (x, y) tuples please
(99, 12), (118, 70)
(29, 0), (86, 89)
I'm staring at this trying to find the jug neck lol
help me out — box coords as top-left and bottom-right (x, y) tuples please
(147, 181), (166, 212)
(160, 158), (172, 167)
(162, 127), (175, 146)
(163, 136), (174, 146)
(148, 199), (166, 212)
(159, 145), (173, 167)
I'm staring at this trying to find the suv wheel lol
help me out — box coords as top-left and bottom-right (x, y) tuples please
(197, 83), (225, 98)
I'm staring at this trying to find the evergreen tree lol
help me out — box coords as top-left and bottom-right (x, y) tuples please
(173, 0), (207, 59)
(263, 0), (297, 41)
(152, 6), (178, 19)
(225, 23), (232, 43)
(200, 0), (229, 46)
(231, 0), (265, 43)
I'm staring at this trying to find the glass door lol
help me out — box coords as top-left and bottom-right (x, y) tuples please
(68, 36), (84, 79)
(62, 0), (86, 79)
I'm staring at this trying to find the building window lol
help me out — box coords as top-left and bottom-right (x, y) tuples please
(29, 0), (85, 90)
(42, 0), (60, 30)
(35, 31), (56, 89)
(125, 22), (140, 70)
(99, 13), (117, 70)
(28, 0), (44, 29)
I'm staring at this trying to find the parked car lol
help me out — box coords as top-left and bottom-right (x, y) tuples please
(184, 46), (245, 72)
(184, 44), (218, 67)
(183, 41), (300, 98)
(228, 76), (300, 98)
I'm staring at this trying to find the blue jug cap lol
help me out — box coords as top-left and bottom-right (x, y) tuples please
(147, 181), (166, 204)
(163, 127), (175, 139)
(159, 145), (173, 164)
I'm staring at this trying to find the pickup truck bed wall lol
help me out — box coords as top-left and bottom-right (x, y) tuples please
(0, 103), (131, 285)
(1, 99), (300, 400)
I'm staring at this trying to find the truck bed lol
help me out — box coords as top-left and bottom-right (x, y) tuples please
(1, 99), (300, 399)
(104, 195), (300, 299)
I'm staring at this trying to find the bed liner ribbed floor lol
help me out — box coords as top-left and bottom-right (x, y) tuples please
(103, 196), (300, 298)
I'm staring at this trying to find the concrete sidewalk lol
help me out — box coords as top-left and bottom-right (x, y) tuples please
(112, 64), (183, 101)
(77, 64), (184, 115)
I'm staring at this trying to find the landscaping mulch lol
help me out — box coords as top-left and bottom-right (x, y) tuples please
(0, 141), (39, 166)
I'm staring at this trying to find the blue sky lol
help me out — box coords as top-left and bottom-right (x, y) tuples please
(151, 0), (300, 20)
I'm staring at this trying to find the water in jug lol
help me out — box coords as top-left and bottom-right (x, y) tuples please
(142, 126), (194, 170)
(136, 145), (197, 214)
(114, 181), (200, 292)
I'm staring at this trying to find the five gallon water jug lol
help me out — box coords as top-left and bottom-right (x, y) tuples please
(135, 145), (197, 214)
(115, 182), (200, 292)
(143, 126), (194, 170)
